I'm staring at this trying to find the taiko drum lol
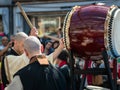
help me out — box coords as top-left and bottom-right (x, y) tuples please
(63, 5), (120, 59)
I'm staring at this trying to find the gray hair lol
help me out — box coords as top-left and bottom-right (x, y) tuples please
(14, 32), (28, 42)
(24, 36), (41, 54)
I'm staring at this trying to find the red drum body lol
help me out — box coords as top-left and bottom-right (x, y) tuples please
(63, 5), (119, 59)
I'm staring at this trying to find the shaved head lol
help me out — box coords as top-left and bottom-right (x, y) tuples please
(13, 32), (28, 55)
(14, 32), (28, 42)
(24, 36), (42, 57)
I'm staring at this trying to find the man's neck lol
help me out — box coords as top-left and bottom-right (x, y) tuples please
(12, 47), (21, 55)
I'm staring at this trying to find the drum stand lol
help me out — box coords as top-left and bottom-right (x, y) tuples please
(69, 50), (117, 90)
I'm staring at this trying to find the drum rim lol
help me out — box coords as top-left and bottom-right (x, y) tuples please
(63, 6), (81, 50)
(104, 5), (119, 58)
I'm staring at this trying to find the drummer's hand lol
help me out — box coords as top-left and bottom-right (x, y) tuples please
(52, 38), (65, 61)
(30, 27), (38, 37)
(58, 38), (65, 49)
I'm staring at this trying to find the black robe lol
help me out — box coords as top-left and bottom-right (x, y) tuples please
(1, 48), (19, 86)
(14, 56), (67, 90)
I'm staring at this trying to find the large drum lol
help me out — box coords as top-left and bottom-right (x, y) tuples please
(63, 5), (120, 59)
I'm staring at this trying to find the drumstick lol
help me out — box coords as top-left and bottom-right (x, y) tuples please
(16, 2), (34, 29)
(16, 2), (60, 41)
(44, 35), (60, 41)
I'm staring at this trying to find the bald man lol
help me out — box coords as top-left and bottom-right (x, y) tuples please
(5, 36), (66, 90)
(1, 32), (28, 87)
(9, 32), (28, 55)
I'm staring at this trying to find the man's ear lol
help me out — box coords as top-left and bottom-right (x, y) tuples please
(40, 44), (44, 53)
(14, 40), (17, 44)
(24, 49), (29, 57)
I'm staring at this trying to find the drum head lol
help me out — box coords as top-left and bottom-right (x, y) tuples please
(105, 6), (120, 58)
(63, 5), (109, 59)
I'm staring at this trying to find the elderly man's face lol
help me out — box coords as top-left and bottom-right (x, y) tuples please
(15, 40), (25, 55)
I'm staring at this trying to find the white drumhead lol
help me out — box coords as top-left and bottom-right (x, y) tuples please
(112, 8), (120, 57)
(104, 6), (120, 58)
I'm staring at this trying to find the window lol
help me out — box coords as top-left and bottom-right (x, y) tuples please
(37, 16), (60, 36)
(23, 11), (67, 37)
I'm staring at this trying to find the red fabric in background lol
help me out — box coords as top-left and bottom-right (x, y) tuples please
(58, 61), (67, 68)
(0, 83), (4, 90)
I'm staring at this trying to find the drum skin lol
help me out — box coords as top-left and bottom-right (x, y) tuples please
(63, 5), (109, 58)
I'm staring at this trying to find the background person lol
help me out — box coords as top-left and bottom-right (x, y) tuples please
(1, 32), (28, 87)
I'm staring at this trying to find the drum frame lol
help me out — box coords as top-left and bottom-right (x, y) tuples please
(68, 49), (117, 90)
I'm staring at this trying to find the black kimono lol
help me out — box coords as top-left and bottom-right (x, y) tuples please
(14, 56), (67, 90)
